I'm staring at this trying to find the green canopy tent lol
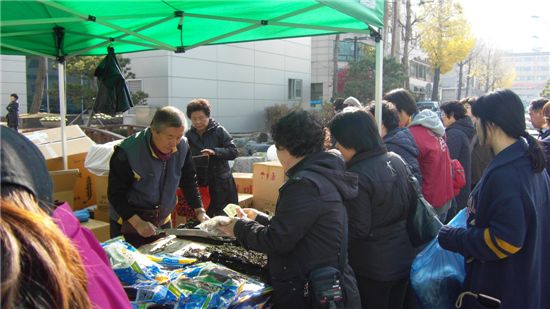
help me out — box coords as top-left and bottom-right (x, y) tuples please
(1, 0), (385, 169)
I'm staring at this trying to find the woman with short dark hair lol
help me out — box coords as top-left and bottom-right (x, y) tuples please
(438, 89), (550, 308)
(440, 100), (475, 214)
(217, 110), (361, 308)
(329, 108), (416, 309)
(186, 98), (238, 217)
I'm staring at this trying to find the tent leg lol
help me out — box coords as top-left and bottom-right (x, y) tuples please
(374, 38), (383, 133)
(58, 61), (68, 170)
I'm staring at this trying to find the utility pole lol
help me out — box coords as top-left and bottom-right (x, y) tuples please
(390, 0), (400, 59)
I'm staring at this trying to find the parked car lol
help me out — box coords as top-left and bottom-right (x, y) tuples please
(417, 101), (440, 113)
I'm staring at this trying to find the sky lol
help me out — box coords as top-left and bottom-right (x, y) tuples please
(459, 0), (550, 53)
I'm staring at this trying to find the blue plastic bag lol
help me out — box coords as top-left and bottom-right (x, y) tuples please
(410, 209), (467, 309)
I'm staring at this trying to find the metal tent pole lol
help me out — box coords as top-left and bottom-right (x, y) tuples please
(58, 60), (68, 170)
(374, 33), (383, 133)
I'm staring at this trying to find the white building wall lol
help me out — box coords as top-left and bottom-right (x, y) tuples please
(311, 35), (336, 103)
(126, 38), (311, 133)
(0, 55), (27, 117)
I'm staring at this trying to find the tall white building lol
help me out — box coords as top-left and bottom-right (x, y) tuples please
(502, 51), (550, 103)
(0, 55), (27, 117)
(125, 38), (312, 133)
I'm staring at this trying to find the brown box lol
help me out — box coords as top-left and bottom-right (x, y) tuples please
(252, 161), (286, 214)
(24, 125), (87, 145)
(26, 127), (97, 210)
(49, 169), (79, 206)
(238, 193), (253, 208)
(93, 174), (109, 222)
(81, 219), (110, 243)
(233, 172), (253, 194)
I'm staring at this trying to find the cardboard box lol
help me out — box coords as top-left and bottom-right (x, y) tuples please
(25, 126), (97, 210)
(238, 193), (253, 208)
(41, 139), (97, 210)
(233, 172), (253, 194)
(24, 125), (86, 145)
(252, 161), (286, 214)
(93, 174), (109, 222)
(81, 219), (110, 242)
(49, 169), (79, 206)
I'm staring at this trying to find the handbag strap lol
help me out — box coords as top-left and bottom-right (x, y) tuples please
(339, 212), (348, 273)
(394, 155), (423, 198)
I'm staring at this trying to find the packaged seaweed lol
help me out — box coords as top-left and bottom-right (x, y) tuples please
(102, 237), (164, 285)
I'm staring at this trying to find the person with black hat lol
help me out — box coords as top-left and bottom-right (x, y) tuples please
(1, 128), (132, 309)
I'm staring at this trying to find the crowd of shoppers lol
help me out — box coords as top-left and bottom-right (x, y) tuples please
(2, 88), (548, 309)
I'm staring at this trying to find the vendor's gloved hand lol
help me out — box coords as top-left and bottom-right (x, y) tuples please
(237, 207), (263, 221)
(128, 215), (157, 238)
(216, 216), (237, 238)
(195, 208), (210, 222)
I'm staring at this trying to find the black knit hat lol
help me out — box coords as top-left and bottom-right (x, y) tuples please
(1, 127), (53, 204)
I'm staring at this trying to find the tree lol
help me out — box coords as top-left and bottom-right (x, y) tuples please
(418, 0), (475, 101)
(339, 47), (407, 103)
(400, 0), (421, 90)
(470, 46), (514, 93)
(541, 79), (550, 98)
(29, 57), (47, 113)
(390, 0), (400, 58)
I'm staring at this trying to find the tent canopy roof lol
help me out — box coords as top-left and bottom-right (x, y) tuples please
(1, 0), (384, 58)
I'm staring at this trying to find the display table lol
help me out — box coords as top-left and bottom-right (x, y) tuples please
(103, 234), (271, 308)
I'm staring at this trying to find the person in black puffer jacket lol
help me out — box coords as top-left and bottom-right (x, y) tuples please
(329, 108), (416, 309)
(441, 101), (475, 213)
(216, 110), (361, 308)
(368, 101), (422, 184)
(186, 99), (238, 217)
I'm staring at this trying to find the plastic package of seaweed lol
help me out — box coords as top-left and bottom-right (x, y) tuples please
(102, 237), (164, 285)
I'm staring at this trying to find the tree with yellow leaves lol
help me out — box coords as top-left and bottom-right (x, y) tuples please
(418, 0), (475, 101)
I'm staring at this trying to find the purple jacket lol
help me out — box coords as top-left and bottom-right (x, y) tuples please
(52, 203), (131, 309)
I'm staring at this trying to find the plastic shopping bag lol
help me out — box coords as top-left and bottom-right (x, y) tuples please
(410, 209), (467, 309)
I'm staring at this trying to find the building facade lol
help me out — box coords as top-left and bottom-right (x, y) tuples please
(1, 55), (27, 117)
(502, 51), (550, 103)
(125, 38), (312, 132)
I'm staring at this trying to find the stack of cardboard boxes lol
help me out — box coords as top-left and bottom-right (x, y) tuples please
(23, 126), (110, 242)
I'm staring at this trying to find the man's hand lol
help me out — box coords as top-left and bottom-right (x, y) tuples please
(216, 216), (237, 237)
(195, 208), (210, 222)
(200, 149), (216, 156)
(128, 215), (157, 238)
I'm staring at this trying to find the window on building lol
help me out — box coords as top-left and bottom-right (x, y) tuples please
(310, 83), (323, 102)
(127, 79), (143, 93)
(289, 79), (303, 100)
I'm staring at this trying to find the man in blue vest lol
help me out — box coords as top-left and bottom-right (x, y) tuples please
(108, 106), (208, 247)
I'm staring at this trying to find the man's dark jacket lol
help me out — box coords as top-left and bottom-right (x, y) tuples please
(383, 127), (422, 184)
(445, 117), (475, 210)
(345, 150), (416, 281)
(233, 151), (361, 308)
(186, 119), (238, 216)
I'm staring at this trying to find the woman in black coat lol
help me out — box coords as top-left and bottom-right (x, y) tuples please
(329, 108), (416, 309)
(186, 99), (238, 217)
(217, 110), (361, 308)
(441, 101), (476, 212)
